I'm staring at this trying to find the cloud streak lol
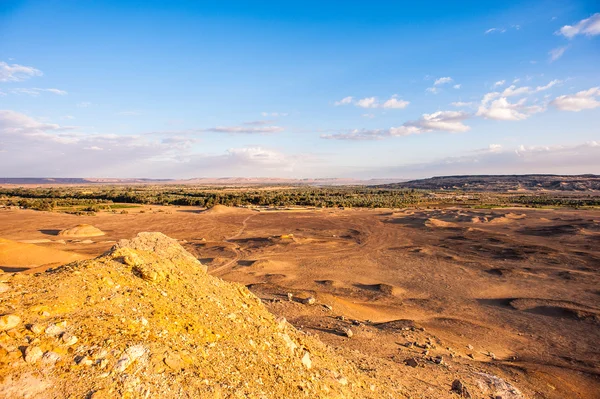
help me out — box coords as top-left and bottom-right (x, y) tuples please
(0, 61), (43, 82)
(557, 13), (600, 38)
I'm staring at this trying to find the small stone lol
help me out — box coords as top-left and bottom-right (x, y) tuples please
(275, 316), (287, 330)
(76, 356), (93, 366)
(301, 351), (312, 369)
(45, 324), (64, 337)
(98, 358), (108, 369)
(0, 314), (21, 331)
(24, 346), (43, 363)
(451, 379), (471, 398)
(28, 324), (44, 335)
(322, 304), (333, 311)
(302, 297), (316, 305)
(287, 293), (293, 301)
(434, 355), (444, 365)
(488, 351), (497, 360)
(42, 351), (61, 364)
(404, 342), (413, 348)
(61, 333), (78, 346)
(141, 318), (148, 326)
(0, 283), (9, 293)
(466, 344), (474, 350)
(337, 377), (348, 385)
(342, 328), (353, 338)
(405, 357), (419, 367)
(467, 353), (474, 359)
(164, 352), (184, 370)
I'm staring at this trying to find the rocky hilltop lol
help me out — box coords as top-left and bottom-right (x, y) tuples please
(382, 174), (600, 191)
(0, 233), (403, 398)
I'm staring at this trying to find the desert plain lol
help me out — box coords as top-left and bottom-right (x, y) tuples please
(1, 200), (599, 398)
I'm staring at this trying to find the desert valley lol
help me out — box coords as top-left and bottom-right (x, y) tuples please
(0, 178), (599, 398)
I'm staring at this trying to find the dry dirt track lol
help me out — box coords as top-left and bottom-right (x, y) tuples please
(1, 205), (599, 398)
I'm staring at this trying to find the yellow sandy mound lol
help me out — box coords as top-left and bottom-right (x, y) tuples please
(0, 238), (86, 270)
(425, 218), (459, 228)
(58, 224), (105, 237)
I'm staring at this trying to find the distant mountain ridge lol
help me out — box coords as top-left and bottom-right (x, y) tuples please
(0, 177), (404, 186)
(380, 174), (600, 191)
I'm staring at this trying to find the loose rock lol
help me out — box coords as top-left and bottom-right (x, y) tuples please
(451, 379), (471, 398)
(24, 346), (43, 363)
(0, 314), (21, 331)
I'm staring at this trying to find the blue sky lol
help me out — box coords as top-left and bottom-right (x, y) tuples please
(0, 0), (599, 178)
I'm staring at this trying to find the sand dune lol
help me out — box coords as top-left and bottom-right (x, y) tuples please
(58, 224), (105, 237)
(0, 238), (86, 271)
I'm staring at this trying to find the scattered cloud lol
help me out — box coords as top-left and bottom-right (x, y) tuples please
(243, 120), (276, 126)
(204, 125), (284, 134)
(406, 111), (470, 133)
(77, 102), (92, 108)
(8, 88), (67, 96)
(371, 141), (600, 178)
(557, 13), (600, 38)
(356, 97), (378, 108)
(549, 46), (568, 62)
(261, 112), (288, 117)
(426, 87), (440, 94)
(550, 87), (600, 111)
(493, 80), (506, 88)
(434, 77), (453, 86)
(451, 101), (475, 107)
(453, 84), (461, 89)
(477, 97), (544, 121)
(321, 110), (470, 140)
(362, 113), (375, 119)
(0, 109), (318, 178)
(335, 95), (410, 109)
(0, 61), (42, 82)
(62, 115), (75, 120)
(485, 27), (506, 34)
(381, 96), (410, 109)
(334, 96), (353, 106)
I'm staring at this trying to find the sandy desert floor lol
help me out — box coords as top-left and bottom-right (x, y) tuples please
(1, 205), (599, 398)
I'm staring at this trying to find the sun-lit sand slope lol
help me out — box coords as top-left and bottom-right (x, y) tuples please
(0, 238), (87, 273)
(0, 205), (599, 398)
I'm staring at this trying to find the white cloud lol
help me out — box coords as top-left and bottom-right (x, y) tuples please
(334, 96), (353, 106)
(382, 96), (410, 109)
(451, 101), (475, 107)
(0, 61), (42, 82)
(550, 87), (600, 111)
(488, 144), (503, 153)
(434, 77), (453, 86)
(337, 95), (410, 109)
(371, 141), (600, 178)
(204, 125), (284, 134)
(484, 27), (506, 34)
(321, 110), (470, 140)
(481, 79), (562, 104)
(0, 109), (320, 178)
(426, 87), (440, 94)
(407, 110), (471, 133)
(77, 102), (92, 108)
(557, 13), (600, 38)
(477, 97), (545, 121)
(356, 97), (378, 108)
(362, 113), (375, 119)
(261, 112), (288, 117)
(10, 88), (67, 96)
(493, 80), (506, 88)
(549, 46), (568, 62)
(453, 84), (461, 89)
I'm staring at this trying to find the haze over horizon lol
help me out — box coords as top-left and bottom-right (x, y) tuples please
(1, 1), (599, 179)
